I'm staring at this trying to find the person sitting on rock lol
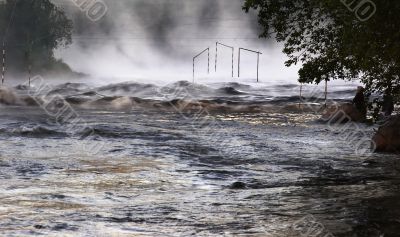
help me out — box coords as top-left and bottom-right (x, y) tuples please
(382, 89), (394, 117)
(353, 86), (367, 118)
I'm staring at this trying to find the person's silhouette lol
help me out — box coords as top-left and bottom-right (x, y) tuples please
(353, 86), (367, 118)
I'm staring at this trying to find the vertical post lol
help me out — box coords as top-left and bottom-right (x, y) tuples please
(1, 41), (5, 86)
(238, 49), (241, 78)
(215, 42), (218, 73)
(27, 43), (32, 87)
(324, 80), (328, 107)
(299, 84), (303, 108)
(193, 58), (195, 84)
(257, 52), (260, 82)
(28, 64), (32, 87)
(207, 48), (210, 74)
(231, 48), (234, 78)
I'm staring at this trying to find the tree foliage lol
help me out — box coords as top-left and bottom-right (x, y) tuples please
(0, 0), (72, 73)
(243, 0), (400, 105)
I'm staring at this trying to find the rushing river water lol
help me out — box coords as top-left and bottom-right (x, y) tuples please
(0, 80), (399, 237)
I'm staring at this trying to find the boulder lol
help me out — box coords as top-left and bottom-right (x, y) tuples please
(229, 181), (247, 190)
(0, 87), (19, 105)
(372, 115), (400, 152)
(322, 102), (366, 123)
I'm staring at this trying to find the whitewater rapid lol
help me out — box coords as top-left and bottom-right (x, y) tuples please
(1, 79), (399, 236)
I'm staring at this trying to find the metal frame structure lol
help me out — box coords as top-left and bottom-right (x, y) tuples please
(215, 42), (234, 77)
(193, 47), (210, 83)
(238, 47), (262, 82)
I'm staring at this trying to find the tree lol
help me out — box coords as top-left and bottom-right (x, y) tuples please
(243, 0), (400, 109)
(0, 0), (73, 73)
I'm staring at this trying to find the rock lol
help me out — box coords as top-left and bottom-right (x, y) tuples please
(110, 96), (133, 110)
(22, 96), (40, 106)
(216, 87), (245, 95)
(229, 181), (247, 189)
(0, 87), (19, 105)
(372, 115), (400, 152)
(34, 224), (45, 230)
(322, 102), (366, 123)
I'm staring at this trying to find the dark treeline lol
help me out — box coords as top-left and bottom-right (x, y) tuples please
(0, 0), (72, 75)
(244, 0), (400, 113)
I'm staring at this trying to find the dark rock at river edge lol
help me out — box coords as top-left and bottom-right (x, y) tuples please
(372, 115), (400, 153)
(322, 103), (366, 123)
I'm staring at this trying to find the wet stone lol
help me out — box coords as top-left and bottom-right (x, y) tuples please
(230, 181), (247, 189)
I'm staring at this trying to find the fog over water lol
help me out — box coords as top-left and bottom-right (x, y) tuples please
(2, 1), (400, 237)
(51, 0), (301, 84)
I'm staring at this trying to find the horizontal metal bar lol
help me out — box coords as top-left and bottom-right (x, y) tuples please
(217, 42), (234, 49)
(239, 47), (262, 54)
(193, 48), (209, 60)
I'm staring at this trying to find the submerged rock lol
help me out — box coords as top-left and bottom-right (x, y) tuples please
(372, 115), (400, 153)
(322, 103), (366, 123)
(229, 181), (247, 189)
(216, 87), (245, 95)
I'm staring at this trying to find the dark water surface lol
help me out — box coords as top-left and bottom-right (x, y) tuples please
(0, 81), (399, 236)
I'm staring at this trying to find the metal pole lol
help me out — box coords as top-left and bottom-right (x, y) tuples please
(216, 42), (219, 73)
(207, 48), (210, 74)
(193, 47), (210, 83)
(238, 49), (241, 77)
(27, 43), (32, 87)
(299, 83), (303, 108)
(257, 52), (260, 82)
(300, 84), (303, 98)
(324, 80), (328, 107)
(232, 48), (234, 78)
(193, 58), (195, 83)
(2, 41), (5, 86)
(29, 64), (32, 87)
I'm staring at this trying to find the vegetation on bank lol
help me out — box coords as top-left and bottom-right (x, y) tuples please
(244, 0), (400, 112)
(0, 0), (73, 75)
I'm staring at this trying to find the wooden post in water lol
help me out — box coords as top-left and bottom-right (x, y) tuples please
(238, 47), (262, 82)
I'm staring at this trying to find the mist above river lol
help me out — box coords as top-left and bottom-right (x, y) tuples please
(51, 0), (301, 83)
